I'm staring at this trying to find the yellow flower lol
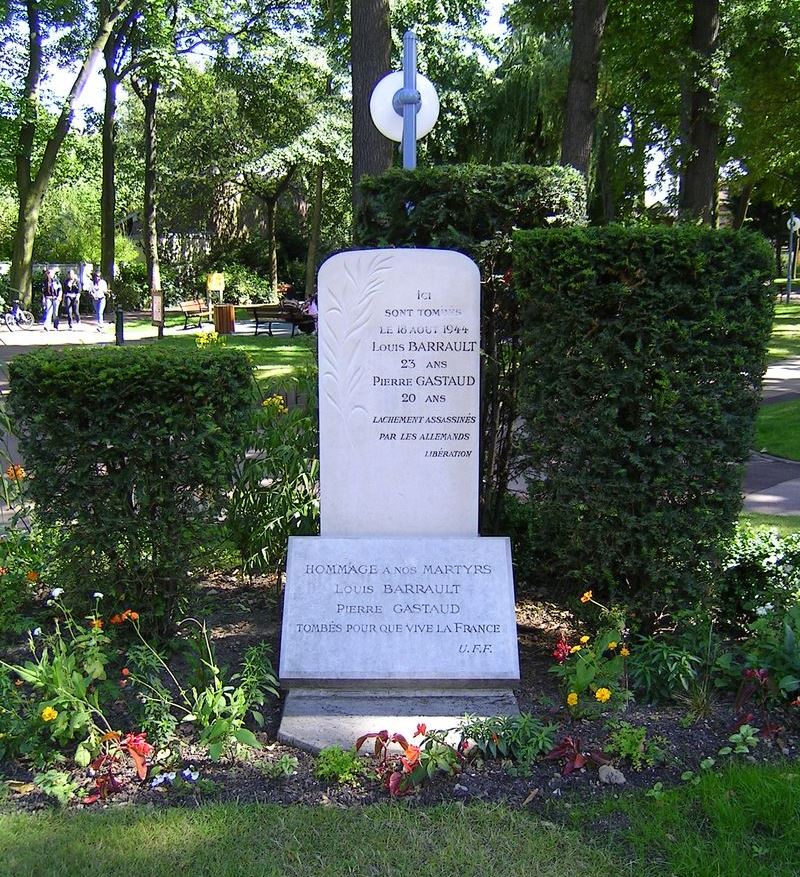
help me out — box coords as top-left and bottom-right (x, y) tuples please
(40, 706), (58, 722)
(570, 645), (582, 654)
(566, 692), (578, 707)
(262, 394), (288, 415)
(580, 590), (592, 604)
(595, 688), (612, 703)
(608, 641), (618, 650)
(580, 635), (590, 644)
(620, 646), (630, 657)
(25, 570), (39, 582)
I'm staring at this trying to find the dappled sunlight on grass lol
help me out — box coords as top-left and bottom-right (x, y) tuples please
(768, 303), (800, 362)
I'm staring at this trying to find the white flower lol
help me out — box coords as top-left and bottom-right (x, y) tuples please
(181, 767), (199, 782)
(93, 592), (104, 600)
(755, 603), (774, 617)
(50, 588), (64, 598)
(31, 627), (42, 636)
(150, 771), (176, 788)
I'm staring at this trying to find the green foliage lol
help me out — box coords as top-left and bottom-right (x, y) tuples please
(513, 226), (775, 618)
(226, 374), (320, 575)
(549, 628), (628, 713)
(627, 637), (703, 704)
(8, 345), (255, 631)
(256, 754), (299, 779)
(126, 620), (277, 762)
(356, 163), (586, 248)
(741, 603), (800, 700)
(712, 523), (800, 632)
(0, 593), (118, 769)
(356, 163), (586, 531)
(719, 724), (760, 757)
(217, 263), (278, 306)
(313, 746), (364, 784)
(33, 770), (80, 807)
(458, 713), (557, 767)
(113, 262), (183, 310)
(604, 721), (666, 771)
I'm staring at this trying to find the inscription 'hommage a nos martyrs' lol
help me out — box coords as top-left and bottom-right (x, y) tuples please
(317, 249), (480, 538)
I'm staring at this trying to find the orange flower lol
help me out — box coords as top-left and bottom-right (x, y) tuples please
(128, 611), (139, 622)
(89, 618), (104, 630)
(5, 464), (25, 480)
(0, 567), (7, 576)
(25, 571), (39, 582)
(401, 744), (421, 773)
(121, 667), (130, 677)
(580, 590), (592, 603)
(110, 614), (123, 624)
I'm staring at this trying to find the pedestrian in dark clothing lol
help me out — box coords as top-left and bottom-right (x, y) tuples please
(63, 269), (81, 328)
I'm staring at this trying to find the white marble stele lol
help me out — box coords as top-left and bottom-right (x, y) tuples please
(317, 249), (480, 537)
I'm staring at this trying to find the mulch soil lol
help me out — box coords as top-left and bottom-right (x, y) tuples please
(2, 570), (799, 814)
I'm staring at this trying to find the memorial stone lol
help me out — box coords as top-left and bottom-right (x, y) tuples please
(278, 248), (520, 752)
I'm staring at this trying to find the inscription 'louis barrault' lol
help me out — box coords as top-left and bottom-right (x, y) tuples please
(371, 340), (478, 352)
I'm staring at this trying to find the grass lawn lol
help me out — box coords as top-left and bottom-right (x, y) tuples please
(754, 399), (800, 460)
(0, 802), (617, 877)
(739, 511), (800, 535)
(1, 765), (796, 877)
(768, 302), (800, 363)
(119, 314), (316, 388)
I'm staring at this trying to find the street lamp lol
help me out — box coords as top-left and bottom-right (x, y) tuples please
(369, 30), (440, 170)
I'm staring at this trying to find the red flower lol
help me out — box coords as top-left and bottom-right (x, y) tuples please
(121, 668), (130, 677)
(415, 723), (427, 738)
(552, 637), (571, 663)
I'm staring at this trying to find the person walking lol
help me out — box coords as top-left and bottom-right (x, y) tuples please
(63, 268), (81, 328)
(90, 269), (108, 330)
(41, 267), (62, 331)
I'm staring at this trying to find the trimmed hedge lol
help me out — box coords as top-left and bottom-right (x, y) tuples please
(8, 345), (256, 630)
(356, 164), (586, 531)
(512, 226), (774, 619)
(356, 164), (586, 246)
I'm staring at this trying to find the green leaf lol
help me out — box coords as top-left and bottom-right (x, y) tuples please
(74, 743), (92, 768)
(231, 728), (259, 749)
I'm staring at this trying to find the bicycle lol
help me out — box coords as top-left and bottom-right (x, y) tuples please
(3, 299), (35, 330)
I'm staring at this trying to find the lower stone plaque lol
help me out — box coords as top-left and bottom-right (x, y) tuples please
(279, 536), (520, 687)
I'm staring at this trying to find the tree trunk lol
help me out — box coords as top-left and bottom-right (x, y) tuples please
(350, 0), (392, 216)
(630, 112), (648, 215)
(304, 165), (324, 299)
(678, 0), (721, 224)
(209, 179), (242, 245)
(731, 178), (755, 230)
(265, 199), (278, 297)
(101, 53), (119, 285)
(10, 0), (131, 303)
(560, 0), (609, 178)
(142, 79), (161, 297)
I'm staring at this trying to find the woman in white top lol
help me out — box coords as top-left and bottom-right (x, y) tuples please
(91, 270), (108, 330)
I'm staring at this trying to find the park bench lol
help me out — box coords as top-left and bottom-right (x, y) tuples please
(178, 299), (209, 330)
(251, 302), (315, 337)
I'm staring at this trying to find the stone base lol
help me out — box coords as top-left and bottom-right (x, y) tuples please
(277, 688), (519, 754)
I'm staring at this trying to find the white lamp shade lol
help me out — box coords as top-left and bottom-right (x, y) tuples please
(369, 70), (440, 142)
